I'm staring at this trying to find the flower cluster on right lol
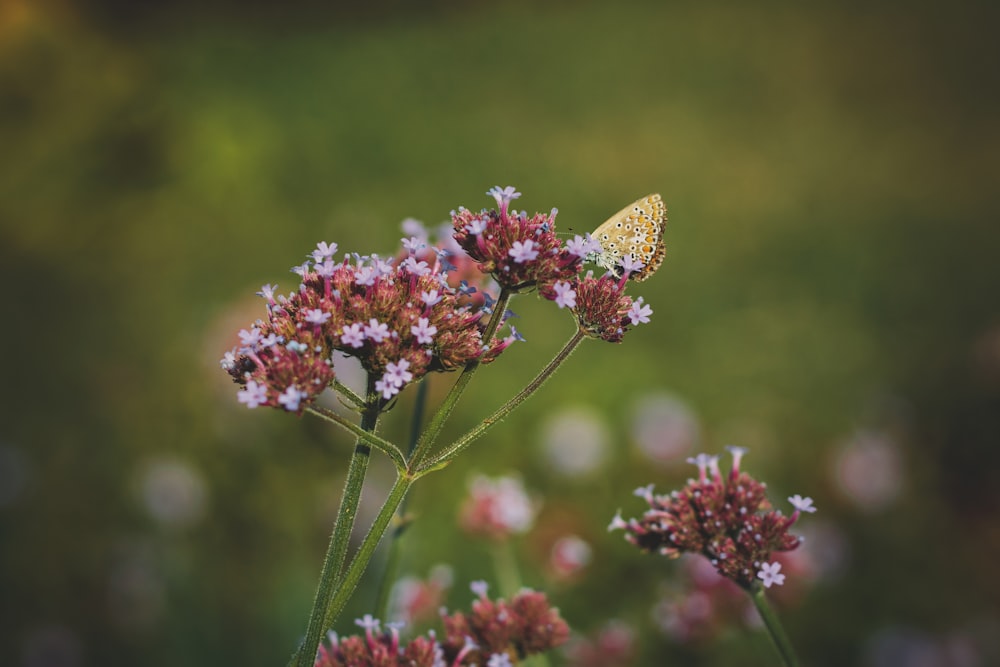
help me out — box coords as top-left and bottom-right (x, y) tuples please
(610, 446), (816, 590)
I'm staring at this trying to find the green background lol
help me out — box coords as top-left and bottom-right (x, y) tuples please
(2, 0), (998, 665)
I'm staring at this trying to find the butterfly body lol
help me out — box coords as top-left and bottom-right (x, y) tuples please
(590, 193), (666, 282)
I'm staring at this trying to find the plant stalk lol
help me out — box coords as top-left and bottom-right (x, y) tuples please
(372, 378), (429, 619)
(320, 472), (414, 630)
(293, 382), (380, 667)
(419, 329), (586, 473)
(749, 584), (800, 667)
(407, 288), (513, 469)
(306, 404), (405, 472)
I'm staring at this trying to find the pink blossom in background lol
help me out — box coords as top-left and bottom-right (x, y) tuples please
(630, 392), (700, 463)
(540, 407), (610, 477)
(139, 458), (207, 527)
(562, 620), (636, 667)
(549, 535), (592, 580)
(388, 565), (453, 626)
(458, 475), (538, 540)
(833, 430), (904, 511)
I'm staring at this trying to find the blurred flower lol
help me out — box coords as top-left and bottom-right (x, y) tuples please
(562, 621), (636, 667)
(794, 519), (850, 583)
(540, 407), (609, 477)
(833, 430), (903, 511)
(459, 474), (538, 541)
(630, 392), (699, 463)
(610, 447), (812, 589)
(389, 565), (454, 626)
(316, 582), (569, 667)
(653, 589), (715, 643)
(139, 458), (207, 527)
(651, 556), (748, 644)
(549, 535), (592, 580)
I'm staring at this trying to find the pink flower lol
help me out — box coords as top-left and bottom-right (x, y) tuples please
(508, 239), (539, 263)
(757, 562), (786, 588)
(451, 188), (582, 293)
(552, 281), (576, 309)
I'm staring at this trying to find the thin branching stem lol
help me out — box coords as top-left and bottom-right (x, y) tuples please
(306, 404), (405, 471)
(320, 472), (413, 630)
(332, 378), (365, 408)
(372, 378), (429, 619)
(418, 329), (586, 474)
(294, 380), (381, 667)
(407, 288), (513, 469)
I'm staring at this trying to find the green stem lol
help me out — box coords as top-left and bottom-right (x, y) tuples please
(294, 382), (381, 667)
(321, 472), (413, 630)
(749, 584), (800, 667)
(306, 404), (406, 472)
(407, 288), (513, 470)
(491, 539), (522, 599)
(372, 378), (430, 619)
(418, 329), (587, 474)
(332, 378), (365, 408)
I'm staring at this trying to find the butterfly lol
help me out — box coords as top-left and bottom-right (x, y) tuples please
(589, 193), (667, 282)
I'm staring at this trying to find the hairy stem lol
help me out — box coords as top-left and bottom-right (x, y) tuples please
(418, 329), (586, 474)
(320, 473), (413, 630)
(749, 584), (800, 667)
(306, 404), (405, 472)
(407, 288), (513, 469)
(294, 381), (381, 667)
(372, 378), (429, 619)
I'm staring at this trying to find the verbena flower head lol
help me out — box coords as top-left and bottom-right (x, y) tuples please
(314, 583), (569, 667)
(222, 238), (511, 413)
(609, 447), (814, 590)
(451, 187), (583, 294)
(554, 270), (652, 343)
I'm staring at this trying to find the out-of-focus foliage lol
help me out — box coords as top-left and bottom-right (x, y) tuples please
(2, 0), (998, 665)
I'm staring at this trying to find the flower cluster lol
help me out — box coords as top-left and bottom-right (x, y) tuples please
(451, 187), (584, 295)
(553, 271), (653, 343)
(609, 447), (815, 589)
(314, 583), (569, 667)
(222, 238), (512, 412)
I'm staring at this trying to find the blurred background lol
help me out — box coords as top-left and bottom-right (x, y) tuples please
(2, 0), (998, 665)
